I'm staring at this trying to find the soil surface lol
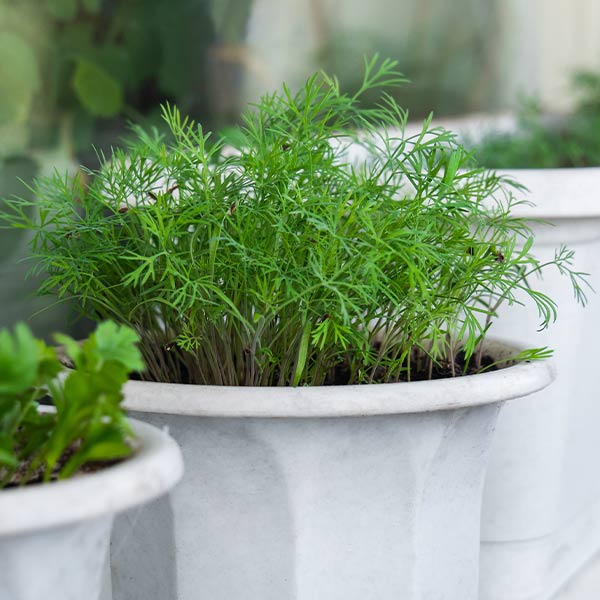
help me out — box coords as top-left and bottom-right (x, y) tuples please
(4, 442), (131, 489)
(326, 347), (497, 385)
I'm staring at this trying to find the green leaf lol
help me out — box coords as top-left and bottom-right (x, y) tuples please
(0, 32), (40, 125)
(0, 448), (17, 468)
(443, 150), (462, 185)
(292, 321), (311, 387)
(72, 60), (123, 117)
(37, 345), (62, 383)
(96, 360), (131, 393)
(59, 427), (132, 479)
(0, 324), (41, 395)
(82, 428), (132, 461)
(62, 370), (94, 407)
(46, 0), (77, 21)
(18, 416), (54, 452)
(82, 0), (101, 14)
(93, 322), (144, 372)
(0, 435), (17, 467)
(0, 398), (21, 431)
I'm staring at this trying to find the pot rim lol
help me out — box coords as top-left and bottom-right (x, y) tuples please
(0, 419), (183, 537)
(122, 338), (556, 418)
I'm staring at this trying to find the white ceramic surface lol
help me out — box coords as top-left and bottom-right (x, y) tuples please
(112, 341), (554, 600)
(554, 546), (600, 600)
(479, 166), (600, 600)
(0, 419), (183, 600)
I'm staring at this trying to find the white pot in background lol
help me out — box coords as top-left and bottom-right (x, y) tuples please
(111, 341), (554, 600)
(480, 167), (600, 600)
(0, 420), (183, 600)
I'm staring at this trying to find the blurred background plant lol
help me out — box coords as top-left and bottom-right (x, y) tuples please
(244, 0), (499, 118)
(2, 0), (599, 166)
(0, 0), (219, 165)
(0, 0), (241, 336)
(470, 71), (600, 168)
(0, 0), (499, 168)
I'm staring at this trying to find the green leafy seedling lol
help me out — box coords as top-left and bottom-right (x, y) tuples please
(0, 321), (143, 488)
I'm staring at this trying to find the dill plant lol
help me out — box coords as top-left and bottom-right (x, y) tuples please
(2, 57), (588, 386)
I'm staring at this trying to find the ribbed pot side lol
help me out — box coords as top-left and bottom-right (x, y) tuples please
(481, 167), (600, 600)
(111, 341), (554, 600)
(0, 420), (183, 600)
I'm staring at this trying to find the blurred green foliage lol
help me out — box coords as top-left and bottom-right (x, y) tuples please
(0, 0), (258, 161)
(0, 0), (503, 163)
(317, 0), (498, 118)
(472, 72), (600, 168)
(0, 0), (253, 337)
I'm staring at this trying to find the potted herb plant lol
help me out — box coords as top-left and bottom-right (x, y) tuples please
(1, 57), (586, 600)
(0, 321), (183, 600)
(454, 74), (600, 600)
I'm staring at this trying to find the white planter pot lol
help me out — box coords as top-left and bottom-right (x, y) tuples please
(111, 341), (554, 600)
(479, 166), (600, 600)
(409, 113), (600, 598)
(0, 419), (183, 600)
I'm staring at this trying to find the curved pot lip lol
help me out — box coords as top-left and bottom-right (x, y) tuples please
(122, 339), (556, 418)
(495, 166), (600, 219)
(0, 419), (183, 537)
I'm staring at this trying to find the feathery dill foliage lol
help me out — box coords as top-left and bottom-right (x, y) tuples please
(3, 57), (588, 385)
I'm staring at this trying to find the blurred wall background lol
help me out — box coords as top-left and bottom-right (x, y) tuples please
(1, 0), (599, 335)
(241, 0), (600, 115)
(243, 0), (499, 117)
(495, 0), (600, 111)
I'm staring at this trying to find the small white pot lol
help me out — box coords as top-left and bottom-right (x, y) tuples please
(0, 419), (183, 600)
(479, 166), (600, 600)
(111, 340), (554, 600)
